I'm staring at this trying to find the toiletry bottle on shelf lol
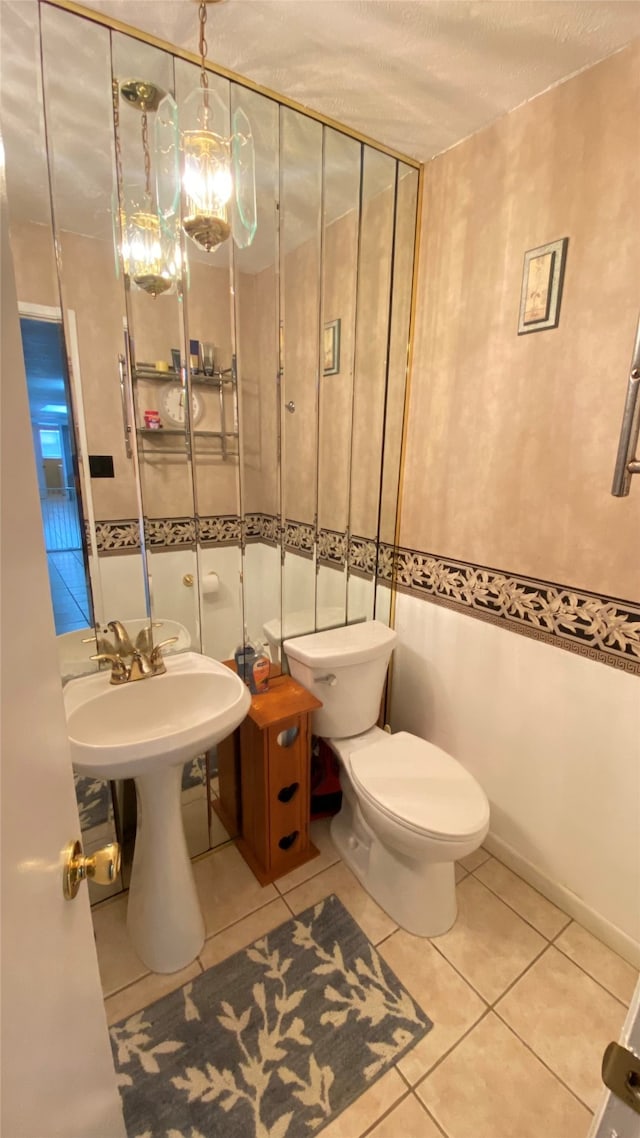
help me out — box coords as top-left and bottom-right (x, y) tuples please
(250, 642), (270, 695)
(234, 639), (255, 688)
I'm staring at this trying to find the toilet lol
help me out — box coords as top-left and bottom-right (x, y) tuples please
(283, 620), (489, 937)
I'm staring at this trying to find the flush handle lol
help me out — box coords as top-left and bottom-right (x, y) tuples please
(315, 673), (337, 686)
(63, 839), (121, 901)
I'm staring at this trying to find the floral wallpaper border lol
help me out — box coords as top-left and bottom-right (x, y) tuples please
(93, 516), (243, 553)
(89, 520), (637, 671)
(93, 515), (378, 562)
(392, 545), (640, 675)
(198, 515), (242, 547)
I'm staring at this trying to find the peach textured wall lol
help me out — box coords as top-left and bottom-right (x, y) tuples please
(401, 42), (640, 602)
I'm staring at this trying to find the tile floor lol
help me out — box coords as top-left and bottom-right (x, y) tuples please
(94, 820), (638, 1138)
(46, 548), (91, 633)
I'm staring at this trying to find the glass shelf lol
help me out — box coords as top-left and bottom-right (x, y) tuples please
(137, 428), (239, 438)
(133, 364), (235, 385)
(136, 426), (240, 458)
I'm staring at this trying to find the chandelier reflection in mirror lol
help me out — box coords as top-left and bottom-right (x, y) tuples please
(114, 79), (180, 297)
(155, 0), (257, 256)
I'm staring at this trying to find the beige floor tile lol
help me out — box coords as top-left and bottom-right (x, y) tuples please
(474, 857), (570, 939)
(433, 875), (546, 1003)
(454, 863), (467, 884)
(367, 1093), (443, 1138)
(319, 1069), (406, 1138)
(105, 961), (201, 1026)
(276, 817), (340, 894)
(379, 929), (486, 1084)
(193, 844), (278, 938)
(496, 945), (627, 1110)
(199, 898), (291, 970)
(458, 846), (490, 872)
(284, 861), (397, 945)
(555, 921), (639, 1004)
(92, 893), (149, 997)
(417, 1012), (591, 1138)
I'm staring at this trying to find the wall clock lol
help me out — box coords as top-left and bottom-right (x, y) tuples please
(160, 382), (203, 427)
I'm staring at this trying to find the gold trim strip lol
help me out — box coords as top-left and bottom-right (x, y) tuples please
(385, 161), (424, 718)
(40, 0), (422, 169)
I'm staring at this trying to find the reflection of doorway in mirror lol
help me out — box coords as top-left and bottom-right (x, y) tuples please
(18, 305), (93, 635)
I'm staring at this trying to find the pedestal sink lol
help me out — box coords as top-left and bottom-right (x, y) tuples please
(64, 652), (250, 973)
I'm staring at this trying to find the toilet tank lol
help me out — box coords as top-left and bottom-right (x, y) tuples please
(283, 620), (397, 738)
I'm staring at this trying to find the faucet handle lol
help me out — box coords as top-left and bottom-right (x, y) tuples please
(149, 637), (178, 675)
(153, 637), (178, 652)
(90, 652), (128, 684)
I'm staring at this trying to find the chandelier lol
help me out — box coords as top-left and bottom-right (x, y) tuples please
(156, 1), (257, 255)
(113, 80), (180, 297)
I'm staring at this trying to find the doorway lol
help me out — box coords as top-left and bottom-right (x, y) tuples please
(19, 312), (93, 634)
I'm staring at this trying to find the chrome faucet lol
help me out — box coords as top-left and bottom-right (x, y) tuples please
(90, 619), (177, 684)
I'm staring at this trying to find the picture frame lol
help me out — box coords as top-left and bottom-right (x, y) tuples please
(323, 318), (341, 375)
(517, 237), (568, 335)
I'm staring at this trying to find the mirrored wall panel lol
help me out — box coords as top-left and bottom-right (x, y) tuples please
(2, 0), (419, 891)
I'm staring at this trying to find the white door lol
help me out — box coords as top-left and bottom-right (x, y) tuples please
(1, 181), (126, 1137)
(589, 979), (640, 1138)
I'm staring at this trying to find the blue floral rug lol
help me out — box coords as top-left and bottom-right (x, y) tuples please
(74, 774), (111, 830)
(111, 895), (432, 1138)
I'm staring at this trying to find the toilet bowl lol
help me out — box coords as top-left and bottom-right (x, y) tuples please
(284, 621), (489, 937)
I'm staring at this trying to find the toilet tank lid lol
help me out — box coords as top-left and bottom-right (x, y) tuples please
(284, 620), (397, 667)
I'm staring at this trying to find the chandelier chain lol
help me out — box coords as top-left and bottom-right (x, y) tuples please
(199, 1), (210, 110)
(112, 79), (124, 193)
(141, 108), (151, 198)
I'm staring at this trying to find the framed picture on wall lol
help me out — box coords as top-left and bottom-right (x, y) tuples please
(323, 318), (341, 375)
(517, 237), (568, 334)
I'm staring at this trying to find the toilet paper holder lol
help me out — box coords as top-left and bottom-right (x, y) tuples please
(182, 571), (219, 596)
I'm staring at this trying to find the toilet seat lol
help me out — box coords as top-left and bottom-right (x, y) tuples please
(348, 731), (489, 842)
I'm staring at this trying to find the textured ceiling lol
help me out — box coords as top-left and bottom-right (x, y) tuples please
(2, 1), (639, 272)
(79, 0), (640, 161)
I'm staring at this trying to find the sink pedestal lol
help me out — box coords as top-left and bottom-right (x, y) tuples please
(127, 764), (205, 973)
(64, 652), (251, 972)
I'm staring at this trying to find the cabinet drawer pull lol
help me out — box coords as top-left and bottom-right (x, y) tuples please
(278, 830), (299, 851)
(277, 782), (299, 804)
(277, 726), (299, 748)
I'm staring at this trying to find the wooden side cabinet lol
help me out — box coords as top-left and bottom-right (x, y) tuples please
(234, 674), (322, 885)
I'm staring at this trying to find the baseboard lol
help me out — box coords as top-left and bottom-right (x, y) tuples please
(484, 832), (640, 971)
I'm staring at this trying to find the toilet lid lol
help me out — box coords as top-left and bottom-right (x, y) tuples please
(348, 732), (489, 841)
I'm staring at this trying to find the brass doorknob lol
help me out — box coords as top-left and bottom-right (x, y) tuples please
(63, 839), (121, 901)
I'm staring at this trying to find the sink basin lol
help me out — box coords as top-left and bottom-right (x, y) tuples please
(64, 652), (250, 974)
(65, 651), (250, 779)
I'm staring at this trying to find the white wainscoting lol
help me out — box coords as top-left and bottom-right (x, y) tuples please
(391, 592), (640, 965)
